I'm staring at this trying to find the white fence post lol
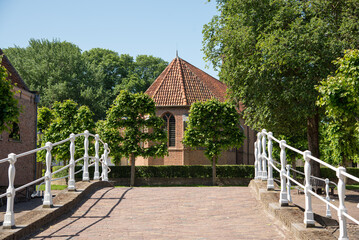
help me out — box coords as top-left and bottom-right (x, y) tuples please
(325, 178), (332, 218)
(261, 129), (268, 180)
(102, 143), (109, 181)
(267, 132), (274, 190)
(337, 167), (348, 240)
(279, 140), (288, 206)
(303, 150), (314, 227)
(68, 133), (76, 191)
(3, 153), (17, 229)
(286, 164), (292, 202)
(94, 134), (100, 180)
(43, 142), (53, 208)
(83, 130), (90, 181)
(257, 133), (262, 180)
(254, 140), (259, 179)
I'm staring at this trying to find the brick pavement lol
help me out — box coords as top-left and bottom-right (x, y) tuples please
(28, 187), (293, 240)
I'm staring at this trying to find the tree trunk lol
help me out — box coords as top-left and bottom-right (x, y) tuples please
(291, 157), (297, 180)
(130, 153), (135, 187)
(307, 113), (320, 177)
(212, 156), (217, 186)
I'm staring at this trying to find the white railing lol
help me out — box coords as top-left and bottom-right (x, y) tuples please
(0, 130), (111, 229)
(254, 129), (359, 240)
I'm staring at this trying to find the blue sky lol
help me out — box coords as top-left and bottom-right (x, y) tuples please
(0, 0), (219, 78)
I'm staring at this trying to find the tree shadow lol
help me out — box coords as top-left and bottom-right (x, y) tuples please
(30, 187), (133, 239)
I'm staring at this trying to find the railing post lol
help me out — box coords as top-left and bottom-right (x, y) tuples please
(94, 134), (100, 180)
(279, 140), (288, 206)
(3, 153), (17, 229)
(83, 130), (90, 181)
(337, 167), (348, 240)
(325, 178), (332, 218)
(254, 140), (259, 179)
(257, 132), (262, 180)
(102, 143), (109, 181)
(286, 164), (292, 202)
(68, 133), (76, 191)
(43, 142), (53, 208)
(261, 129), (268, 180)
(303, 150), (314, 227)
(267, 132), (274, 190)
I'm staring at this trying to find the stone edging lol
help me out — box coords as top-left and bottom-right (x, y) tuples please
(249, 179), (336, 240)
(0, 180), (113, 240)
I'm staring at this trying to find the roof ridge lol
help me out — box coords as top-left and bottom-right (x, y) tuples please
(178, 58), (188, 105)
(181, 59), (216, 99)
(151, 58), (175, 99)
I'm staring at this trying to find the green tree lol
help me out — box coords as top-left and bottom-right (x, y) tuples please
(38, 100), (95, 166)
(203, 0), (359, 176)
(183, 99), (245, 185)
(100, 90), (167, 186)
(0, 55), (19, 133)
(317, 49), (359, 166)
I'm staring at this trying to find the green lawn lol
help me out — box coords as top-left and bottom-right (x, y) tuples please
(37, 184), (67, 191)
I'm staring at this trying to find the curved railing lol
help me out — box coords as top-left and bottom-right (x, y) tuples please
(255, 129), (359, 240)
(0, 130), (111, 229)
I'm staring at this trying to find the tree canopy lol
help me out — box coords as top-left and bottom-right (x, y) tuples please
(4, 39), (168, 120)
(183, 99), (245, 185)
(37, 100), (95, 165)
(0, 55), (19, 133)
(317, 49), (359, 166)
(98, 90), (167, 186)
(203, 0), (359, 175)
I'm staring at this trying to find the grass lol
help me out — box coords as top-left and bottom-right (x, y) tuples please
(346, 184), (359, 190)
(37, 184), (67, 191)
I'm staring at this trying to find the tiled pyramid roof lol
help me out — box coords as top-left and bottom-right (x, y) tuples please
(146, 56), (227, 106)
(0, 48), (30, 91)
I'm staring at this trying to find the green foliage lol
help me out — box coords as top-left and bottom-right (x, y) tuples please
(202, 0), (359, 150)
(75, 165), (256, 179)
(183, 99), (245, 162)
(37, 100), (95, 165)
(0, 55), (19, 133)
(5, 40), (168, 121)
(317, 49), (359, 165)
(99, 90), (167, 163)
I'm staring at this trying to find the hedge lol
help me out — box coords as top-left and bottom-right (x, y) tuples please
(69, 165), (359, 180)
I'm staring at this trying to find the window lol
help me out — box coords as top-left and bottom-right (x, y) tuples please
(9, 122), (20, 141)
(163, 112), (175, 147)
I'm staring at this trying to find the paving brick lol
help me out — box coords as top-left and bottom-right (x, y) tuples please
(28, 187), (293, 239)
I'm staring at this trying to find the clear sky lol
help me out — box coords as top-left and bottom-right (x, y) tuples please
(0, 0), (219, 78)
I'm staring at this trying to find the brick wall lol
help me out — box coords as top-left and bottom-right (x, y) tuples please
(0, 87), (37, 186)
(135, 106), (256, 166)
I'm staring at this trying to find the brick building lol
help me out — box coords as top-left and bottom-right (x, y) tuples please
(135, 56), (256, 166)
(0, 49), (38, 188)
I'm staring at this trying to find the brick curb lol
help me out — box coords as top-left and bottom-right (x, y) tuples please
(249, 179), (336, 240)
(0, 180), (113, 240)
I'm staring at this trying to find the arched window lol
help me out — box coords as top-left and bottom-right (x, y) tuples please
(163, 112), (175, 147)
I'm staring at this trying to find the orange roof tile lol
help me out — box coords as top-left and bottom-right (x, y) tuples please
(145, 57), (227, 106)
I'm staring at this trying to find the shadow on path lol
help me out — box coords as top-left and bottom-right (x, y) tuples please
(31, 187), (133, 240)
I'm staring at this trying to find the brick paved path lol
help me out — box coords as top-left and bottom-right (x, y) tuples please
(29, 187), (293, 240)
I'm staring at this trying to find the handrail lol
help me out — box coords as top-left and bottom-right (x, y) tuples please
(0, 130), (111, 229)
(255, 129), (358, 240)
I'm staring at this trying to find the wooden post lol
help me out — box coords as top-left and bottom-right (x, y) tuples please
(267, 132), (274, 190)
(3, 153), (17, 228)
(68, 133), (76, 191)
(43, 142), (53, 208)
(83, 130), (90, 181)
(279, 140), (288, 206)
(303, 150), (314, 227)
(94, 134), (100, 180)
(337, 167), (348, 240)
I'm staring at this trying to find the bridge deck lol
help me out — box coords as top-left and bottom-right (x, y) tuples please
(27, 187), (292, 239)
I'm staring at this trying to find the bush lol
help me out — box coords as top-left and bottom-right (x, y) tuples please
(73, 165), (359, 180)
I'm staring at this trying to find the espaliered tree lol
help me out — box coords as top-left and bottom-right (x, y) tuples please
(183, 99), (245, 185)
(317, 49), (359, 166)
(101, 90), (167, 186)
(0, 55), (19, 133)
(203, 0), (359, 176)
(37, 100), (95, 165)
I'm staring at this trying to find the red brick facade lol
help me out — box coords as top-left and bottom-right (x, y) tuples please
(0, 50), (38, 187)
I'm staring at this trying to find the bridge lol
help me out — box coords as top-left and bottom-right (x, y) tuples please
(0, 130), (358, 239)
